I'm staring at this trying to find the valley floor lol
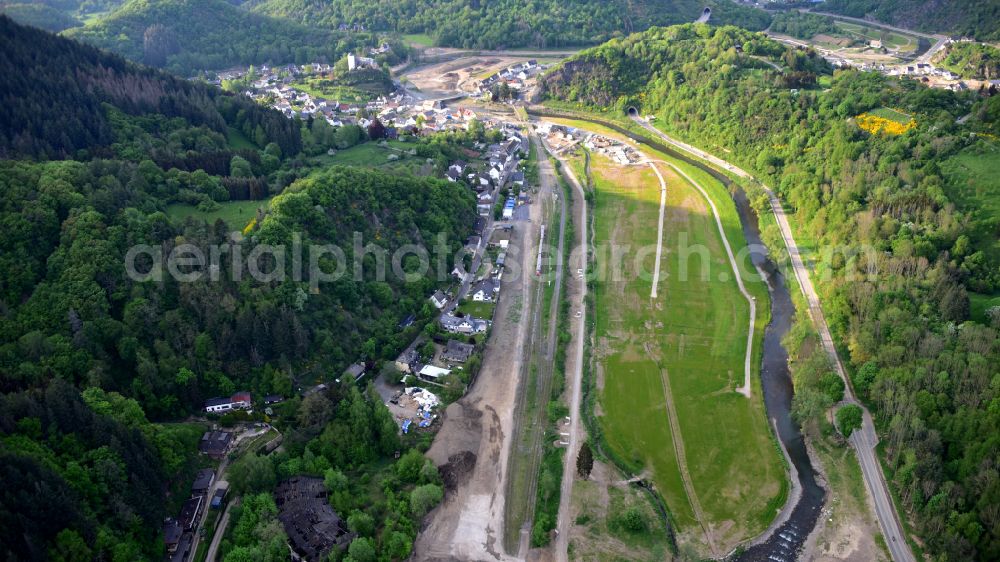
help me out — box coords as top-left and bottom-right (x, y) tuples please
(567, 140), (785, 556)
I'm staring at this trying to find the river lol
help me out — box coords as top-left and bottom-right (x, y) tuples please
(527, 109), (826, 561)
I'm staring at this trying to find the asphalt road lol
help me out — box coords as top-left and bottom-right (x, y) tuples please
(204, 498), (236, 562)
(631, 116), (915, 562)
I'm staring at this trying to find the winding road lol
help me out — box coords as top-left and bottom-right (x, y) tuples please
(631, 116), (915, 562)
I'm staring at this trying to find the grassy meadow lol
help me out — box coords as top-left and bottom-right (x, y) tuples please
(582, 145), (785, 553)
(166, 197), (273, 230)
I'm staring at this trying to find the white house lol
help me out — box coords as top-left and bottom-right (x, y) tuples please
(204, 392), (252, 414)
(430, 290), (448, 309)
(471, 278), (499, 302)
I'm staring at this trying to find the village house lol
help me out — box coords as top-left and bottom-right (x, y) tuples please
(203, 391), (252, 414)
(344, 363), (366, 382)
(163, 519), (182, 553)
(198, 430), (234, 459)
(395, 347), (422, 374)
(430, 290), (448, 309)
(442, 340), (476, 363)
(178, 496), (204, 531)
(440, 312), (488, 334)
(471, 278), (500, 302)
(192, 468), (215, 494)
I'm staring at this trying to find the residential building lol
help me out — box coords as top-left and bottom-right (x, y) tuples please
(198, 430), (234, 459)
(192, 468), (215, 494)
(430, 290), (448, 309)
(471, 278), (499, 302)
(203, 391), (252, 414)
(442, 340), (476, 363)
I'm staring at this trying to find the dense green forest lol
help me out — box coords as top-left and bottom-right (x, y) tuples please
(934, 42), (1000, 81)
(248, 0), (771, 49)
(0, 18), (473, 559)
(819, 0), (1000, 40)
(63, 0), (382, 74)
(0, 2), (82, 31)
(543, 23), (1000, 560)
(0, 16), (300, 159)
(768, 10), (838, 40)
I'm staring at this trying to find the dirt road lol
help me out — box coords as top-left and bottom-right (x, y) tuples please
(413, 181), (544, 561)
(544, 142), (589, 562)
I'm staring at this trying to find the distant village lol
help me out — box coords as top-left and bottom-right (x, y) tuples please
(473, 59), (544, 99)
(771, 34), (1000, 92)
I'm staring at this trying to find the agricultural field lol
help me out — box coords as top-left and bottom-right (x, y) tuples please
(166, 197), (273, 230)
(941, 140), (1000, 260)
(584, 146), (785, 554)
(856, 107), (916, 135)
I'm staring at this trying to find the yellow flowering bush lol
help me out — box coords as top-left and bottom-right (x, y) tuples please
(856, 112), (917, 136)
(242, 216), (257, 236)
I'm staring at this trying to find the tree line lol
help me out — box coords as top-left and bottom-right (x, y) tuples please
(251, 0), (771, 49)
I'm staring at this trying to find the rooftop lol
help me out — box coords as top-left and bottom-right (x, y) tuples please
(275, 477), (354, 560)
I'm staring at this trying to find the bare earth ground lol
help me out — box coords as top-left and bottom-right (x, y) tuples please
(405, 56), (546, 97)
(801, 432), (888, 562)
(413, 197), (543, 561)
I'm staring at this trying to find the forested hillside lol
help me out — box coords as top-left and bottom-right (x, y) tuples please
(248, 0), (771, 49)
(0, 2), (82, 31)
(819, 0), (1000, 40)
(64, 0), (378, 73)
(0, 18), (474, 559)
(544, 24), (1000, 561)
(768, 10), (838, 40)
(0, 15), (299, 159)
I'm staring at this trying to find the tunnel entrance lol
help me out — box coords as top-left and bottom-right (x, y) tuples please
(627, 106), (639, 117)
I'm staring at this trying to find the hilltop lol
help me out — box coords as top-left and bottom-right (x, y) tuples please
(64, 0), (374, 74)
(247, 0), (771, 49)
